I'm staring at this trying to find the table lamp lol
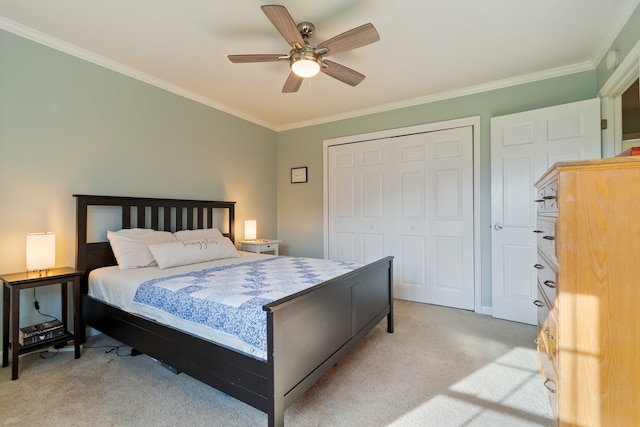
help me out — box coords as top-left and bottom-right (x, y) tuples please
(244, 220), (257, 241)
(26, 232), (55, 272)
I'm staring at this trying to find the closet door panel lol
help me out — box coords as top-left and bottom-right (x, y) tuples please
(328, 126), (473, 309)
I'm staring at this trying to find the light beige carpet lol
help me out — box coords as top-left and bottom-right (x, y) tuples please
(0, 300), (553, 426)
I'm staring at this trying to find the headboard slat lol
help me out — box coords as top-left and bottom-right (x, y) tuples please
(137, 205), (145, 228)
(150, 206), (159, 230)
(197, 207), (204, 229)
(163, 206), (172, 231)
(187, 209), (194, 230)
(123, 206), (131, 228)
(176, 207), (183, 231)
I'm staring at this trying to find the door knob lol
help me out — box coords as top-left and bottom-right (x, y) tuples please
(494, 223), (503, 231)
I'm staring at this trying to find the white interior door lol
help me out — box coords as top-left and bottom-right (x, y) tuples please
(328, 126), (474, 310)
(390, 128), (474, 309)
(327, 139), (389, 264)
(490, 98), (601, 324)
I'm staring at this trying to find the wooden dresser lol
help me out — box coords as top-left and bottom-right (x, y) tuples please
(534, 156), (640, 426)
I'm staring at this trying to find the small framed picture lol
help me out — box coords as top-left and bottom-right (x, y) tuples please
(291, 166), (308, 183)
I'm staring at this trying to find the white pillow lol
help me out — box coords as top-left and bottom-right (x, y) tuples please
(106, 228), (175, 269)
(173, 228), (223, 241)
(149, 237), (239, 269)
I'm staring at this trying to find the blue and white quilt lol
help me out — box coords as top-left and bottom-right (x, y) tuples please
(132, 256), (360, 356)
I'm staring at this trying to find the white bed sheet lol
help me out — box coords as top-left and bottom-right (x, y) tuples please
(88, 251), (273, 360)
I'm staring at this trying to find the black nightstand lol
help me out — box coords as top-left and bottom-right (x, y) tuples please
(1, 267), (83, 380)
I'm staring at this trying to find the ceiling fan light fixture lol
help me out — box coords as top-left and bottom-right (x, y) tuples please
(291, 52), (320, 78)
(229, 5), (380, 92)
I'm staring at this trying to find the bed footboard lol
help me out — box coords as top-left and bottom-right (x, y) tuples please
(264, 256), (394, 427)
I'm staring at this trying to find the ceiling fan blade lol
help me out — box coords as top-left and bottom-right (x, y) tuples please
(228, 54), (283, 63)
(282, 72), (303, 93)
(321, 59), (365, 87)
(261, 5), (305, 48)
(317, 23), (380, 56)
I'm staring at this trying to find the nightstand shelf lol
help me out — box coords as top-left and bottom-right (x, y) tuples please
(240, 239), (281, 255)
(1, 267), (83, 380)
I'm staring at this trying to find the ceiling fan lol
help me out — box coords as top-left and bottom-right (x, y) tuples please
(228, 4), (380, 93)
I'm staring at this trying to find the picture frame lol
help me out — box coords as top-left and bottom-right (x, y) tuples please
(291, 166), (308, 183)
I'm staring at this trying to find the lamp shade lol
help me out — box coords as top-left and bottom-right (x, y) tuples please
(26, 232), (55, 271)
(244, 220), (257, 241)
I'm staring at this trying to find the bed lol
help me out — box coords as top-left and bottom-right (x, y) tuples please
(74, 194), (394, 427)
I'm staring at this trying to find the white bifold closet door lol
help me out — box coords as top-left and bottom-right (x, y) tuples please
(328, 126), (474, 310)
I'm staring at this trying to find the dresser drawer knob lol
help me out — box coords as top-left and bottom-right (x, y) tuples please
(534, 264), (544, 270)
(533, 230), (543, 233)
(543, 378), (557, 394)
(544, 327), (555, 340)
(543, 196), (556, 200)
(533, 300), (544, 307)
(542, 235), (555, 241)
(543, 280), (556, 289)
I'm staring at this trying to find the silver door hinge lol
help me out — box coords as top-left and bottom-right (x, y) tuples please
(601, 119), (608, 130)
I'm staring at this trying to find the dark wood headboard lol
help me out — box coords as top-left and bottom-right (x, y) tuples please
(74, 194), (236, 280)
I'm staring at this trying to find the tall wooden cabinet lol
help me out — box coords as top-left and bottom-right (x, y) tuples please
(534, 157), (640, 426)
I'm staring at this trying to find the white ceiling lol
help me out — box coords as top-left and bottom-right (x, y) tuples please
(1, 1), (639, 131)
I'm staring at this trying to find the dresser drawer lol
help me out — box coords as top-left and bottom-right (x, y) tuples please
(535, 253), (557, 309)
(535, 283), (558, 362)
(535, 217), (557, 266)
(541, 306), (558, 367)
(535, 180), (558, 215)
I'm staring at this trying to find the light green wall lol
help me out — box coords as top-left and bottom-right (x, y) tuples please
(0, 30), (276, 326)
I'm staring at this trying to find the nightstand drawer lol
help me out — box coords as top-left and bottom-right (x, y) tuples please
(240, 240), (281, 255)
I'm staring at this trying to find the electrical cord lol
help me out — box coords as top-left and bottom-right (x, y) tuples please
(84, 344), (135, 356)
(32, 289), (57, 320)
